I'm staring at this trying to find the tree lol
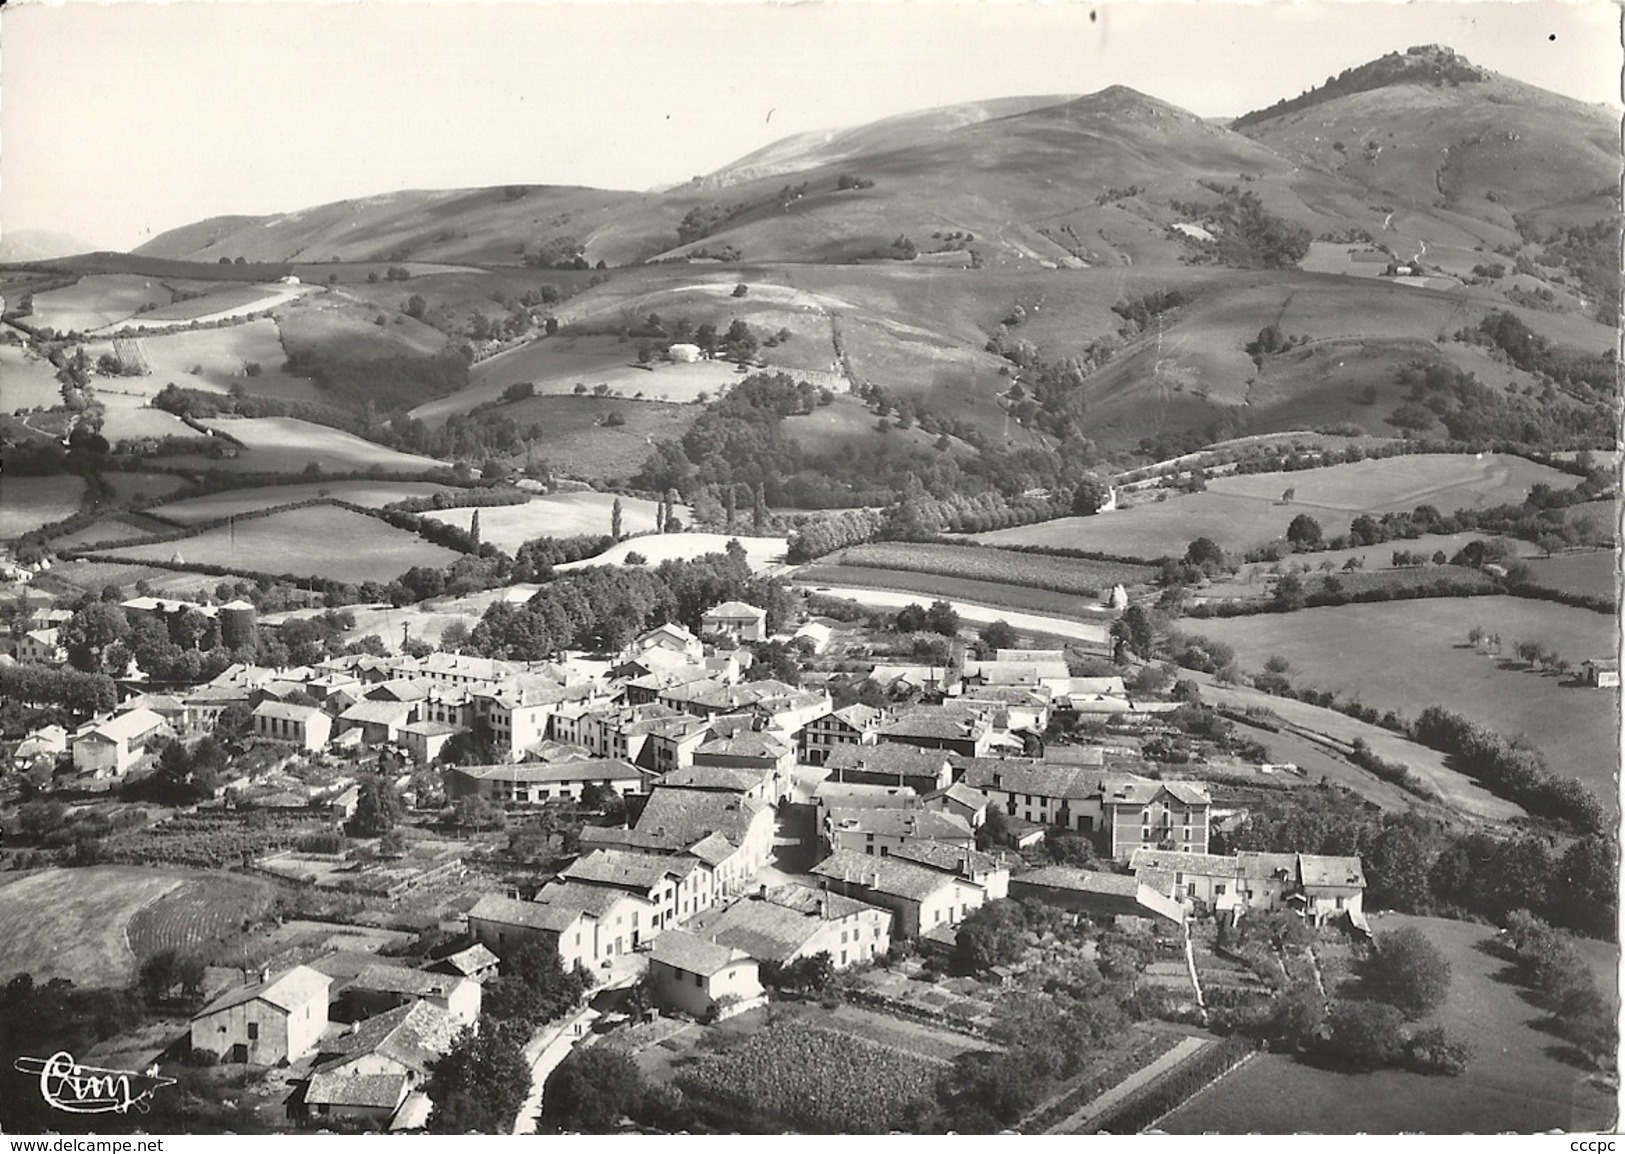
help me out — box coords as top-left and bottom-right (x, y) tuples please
(1184, 537), (1226, 572)
(923, 599), (960, 637)
(1272, 572), (1306, 612)
(611, 498), (624, 543)
(1071, 477), (1111, 516)
(1110, 604), (1156, 659)
(483, 938), (590, 1026)
(540, 1046), (648, 1133)
(1268, 980), (1327, 1051)
(61, 602), (131, 674)
(1286, 514), (1323, 550)
(953, 901), (1027, 975)
(1366, 927), (1451, 1017)
(425, 1020), (532, 1134)
(1324, 999), (1406, 1071)
(979, 620), (1018, 654)
(346, 775), (402, 838)
(470, 510), (482, 549)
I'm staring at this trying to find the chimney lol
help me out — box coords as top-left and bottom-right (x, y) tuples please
(757, 883), (768, 900)
(817, 899), (827, 920)
(959, 855), (970, 876)
(258, 966), (271, 985)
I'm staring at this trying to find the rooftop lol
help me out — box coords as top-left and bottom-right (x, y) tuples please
(194, 964), (330, 1019)
(647, 928), (752, 975)
(315, 1001), (461, 1077)
(810, 848), (971, 903)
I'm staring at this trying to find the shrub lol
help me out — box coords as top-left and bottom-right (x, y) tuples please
(1403, 1025), (1470, 1075)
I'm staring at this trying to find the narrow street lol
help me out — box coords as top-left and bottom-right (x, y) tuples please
(510, 1005), (599, 1135)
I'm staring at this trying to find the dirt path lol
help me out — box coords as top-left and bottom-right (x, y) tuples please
(511, 1006), (599, 1134)
(1046, 1035), (1210, 1134)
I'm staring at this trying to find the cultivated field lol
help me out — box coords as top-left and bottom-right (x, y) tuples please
(555, 532), (787, 575)
(1190, 597), (1619, 806)
(1163, 915), (1618, 1133)
(27, 275), (173, 333)
(796, 563), (1111, 619)
(147, 480), (453, 525)
(96, 394), (197, 442)
(976, 454), (1575, 560)
(183, 417), (446, 474)
(93, 504), (463, 584)
(0, 343), (68, 411)
(423, 491), (668, 553)
(0, 474), (86, 538)
(831, 542), (1157, 597)
(125, 874), (275, 962)
(0, 867), (190, 987)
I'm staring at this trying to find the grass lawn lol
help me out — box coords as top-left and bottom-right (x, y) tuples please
(147, 480), (453, 525)
(976, 454), (1575, 561)
(1161, 914), (1618, 1133)
(184, 417), (447, 474)
(0, 474), (86, 538)
(422, 491), (668, 552)
(1189, 597), (1619, 809)
(0, 867), (191, 988)
(47, 513), (173, 550)
(94, 504), (463, 584)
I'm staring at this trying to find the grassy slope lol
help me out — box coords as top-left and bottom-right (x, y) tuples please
(95, 504), (463, 584)
(147, 480), (453, 524)
(0, 475), (87, 539)
(1190, 596), (1619, 807)
(0, 867), (189, 988)
(188, 417), (447, 474)
(1163, 914), (1618, 1134)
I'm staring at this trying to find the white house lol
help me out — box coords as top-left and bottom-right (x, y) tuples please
(253, 701), (333, 751)
(72, 709), (168, 777)
(700, 601), (768, 642)
(189, 965), (332, 1065)
(645, 929), (767, 1021)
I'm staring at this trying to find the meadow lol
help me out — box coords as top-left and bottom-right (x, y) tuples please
(99, 471), (193, 505)
(1162, 915), (1618, 1134)
(976, 454), (1575, 560)
(0, 474), (86, 538)
(148, 480), (454, 525)
(93, 504), (463, 584)
(48, 513), (174, 551)
(832, 542), (1156, 596)
(1189, 596), (1619, 806)
(111, 282), (310, 328)
(494, 396), (700, 481)
(0, 866), (190, 987)
(96, 394), (197, 442)
(0, 344), (68, 411)
(554, 532), (786, 575)
(27, 275), (173, 333)
(83, 319), (324, 403)
(423, 491), (666, 553)
(1520, 549), (1616, 601)
(184, 417), (447, 474)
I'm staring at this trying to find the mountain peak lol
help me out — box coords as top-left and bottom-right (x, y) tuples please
(1234, 44), (1492, 127)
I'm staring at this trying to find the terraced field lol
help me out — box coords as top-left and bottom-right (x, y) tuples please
(126, 874), (274, 962)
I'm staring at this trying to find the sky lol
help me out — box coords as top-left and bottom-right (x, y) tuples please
(3, 0), (1620, 252)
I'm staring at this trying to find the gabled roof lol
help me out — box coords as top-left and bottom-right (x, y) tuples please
(827, 808), (972, 841)
(449, 758), (642, 784)
(466, 893), (581, 933)
(315, 1001), (461, 1076)
(1016, 865), (1141, 896)
(253, 701), (328, 724)
(962, 659), (1071, 684)
(889, 839), (1003, 876)
(930, 782), (988, 811)
(955, 757), (1097, 801)
(878, 706), (992, 742)
(702, 601), (767, 620)
(305, 1071), (409, 1110)
(350, 965), (464, 999)
(432, 943), (500, 977)
(1128, 848), (1241, 877)
(1100, 775), (1211, 807)
(810, 848), (972, 903)
(1235, 851), (1299, 880)
(686, 884), (887, 964)
(693, 730), (791, 761)
(1298, 854), (1367, 890)
(826, 742), (950, 777)
(339, 699), (417, 725)
(995, 649), (1067, 663)
(194, 964), (331, 1019)
(560, 849), (700, 892)
(532, 880), (654, 920)
(811, 781), (920, 809)
(628, 786), (767, 849)
(647, 928), (752, 976)
(659, 764), (774, 793)
(78, 708), (166, 745)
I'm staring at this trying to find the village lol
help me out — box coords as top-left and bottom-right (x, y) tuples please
(0, 575), (1405, 1135)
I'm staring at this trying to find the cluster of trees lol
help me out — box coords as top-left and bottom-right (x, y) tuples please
(1172, 185), (1313, 269)
(124, 735), (229, 805)
(0, 663), (116, 717)
(892, 599), (960, 637)
(1388, 357), (1615, 445)
(1499, 910), (1615, 1069)
(1234, 46), (1487, 128)
(1220, 784), (1615, 938)
(1411, 704), (1605, 832)
(466, 544), (791, 659)
(1465, 311), (1616, 400)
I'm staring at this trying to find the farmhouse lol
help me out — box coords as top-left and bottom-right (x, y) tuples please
(810, 848), (986, 939)
(398, 719), (459, 764)
(72, 708), (168, 777)
(1582, 658), (1620, 689)
(336, 698), (418, 745)
(877, 704), (1002, 756)
(645, 929), (766, 1022)
(632, 622), (704, 660)
(467, 888), (655, 972)
(700, 600), (768, 642)
(687, 883), (893, 970)
(925, 781), (990, 828)
(658, 762), (780, 805)
(427, 943), (501, 983)
(252, 701), (332, 751)
(1129, 849), (1368, 926)
(190, 964), (332, 1065)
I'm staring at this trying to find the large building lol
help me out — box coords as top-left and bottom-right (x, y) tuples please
(687, 883), (894, 971)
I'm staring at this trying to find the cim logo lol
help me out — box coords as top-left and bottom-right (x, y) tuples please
(14, 1052), (175, 1115)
